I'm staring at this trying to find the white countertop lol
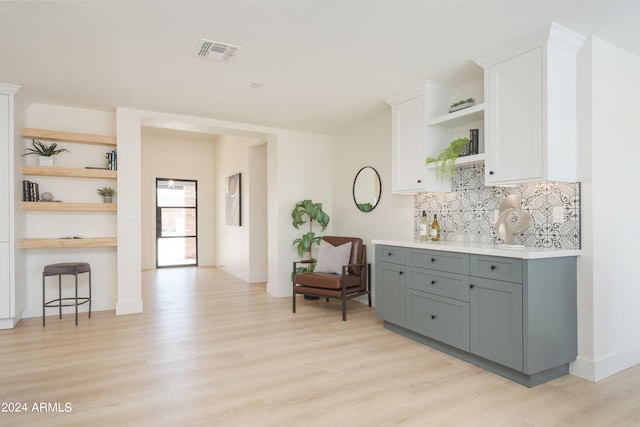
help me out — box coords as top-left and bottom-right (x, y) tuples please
(371, 239), (581, 260)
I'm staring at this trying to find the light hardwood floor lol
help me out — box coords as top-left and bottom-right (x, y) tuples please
(1, 267), (639, 426)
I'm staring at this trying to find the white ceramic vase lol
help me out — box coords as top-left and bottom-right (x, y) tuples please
(38, 156), (53, 167)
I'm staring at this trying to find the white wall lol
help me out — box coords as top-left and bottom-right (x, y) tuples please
(116, 108), (332, 308)
(331, 113), (414, 304)
(214, 134), (265, 282)
(140, 127), (217, 270)
(21, 104), (117, 318)
(573, 37), (640, 381)
(248, 143), (268, 282)
(268, 131), (333, 296)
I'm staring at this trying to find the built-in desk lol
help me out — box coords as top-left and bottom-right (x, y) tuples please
(372, 239), (580, 387)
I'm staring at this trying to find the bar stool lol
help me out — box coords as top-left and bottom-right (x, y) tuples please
(42, 262), (91, 326)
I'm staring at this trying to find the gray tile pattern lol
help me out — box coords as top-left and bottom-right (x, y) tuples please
(414, 164), (581, 249)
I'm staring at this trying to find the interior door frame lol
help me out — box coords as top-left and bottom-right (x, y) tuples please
(155, 177), (198, 268)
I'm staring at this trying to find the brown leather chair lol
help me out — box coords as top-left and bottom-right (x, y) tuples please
(292, 236), (371, 321)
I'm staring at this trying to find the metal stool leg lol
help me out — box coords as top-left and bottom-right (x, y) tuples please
(42, 273), (45, 327)
(74, 272), (79, 326)
(58, 274), (62, 319)
(88, 270), (92, 319)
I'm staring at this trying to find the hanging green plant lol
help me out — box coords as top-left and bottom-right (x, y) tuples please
(426, 137), (469, 180)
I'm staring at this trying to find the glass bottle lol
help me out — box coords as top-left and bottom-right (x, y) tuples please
(430, 214), (441, 241)
(419, 211), (428, 241)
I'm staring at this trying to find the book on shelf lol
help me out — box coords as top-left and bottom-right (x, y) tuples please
(106, 149), (117, 170)
(22, 180), (40, 201)
(469, 129), (479, 155)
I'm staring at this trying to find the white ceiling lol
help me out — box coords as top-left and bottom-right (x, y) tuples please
(0, 1), (638, 135)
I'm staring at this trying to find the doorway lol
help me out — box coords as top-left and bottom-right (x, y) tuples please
(156, 178), (198, 267)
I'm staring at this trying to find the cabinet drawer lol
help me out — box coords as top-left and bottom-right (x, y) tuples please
(470, 255), (523, 283)
(406, 290), (469, 351)
(406, 249), (469, 274)
(406, 266), (470, 302)
(377, 245), (405, 265)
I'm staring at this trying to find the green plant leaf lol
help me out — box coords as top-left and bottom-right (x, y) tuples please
(23, 139), (70, 157)
(425, 137), (469, 180)
(291, 199), (330, 260)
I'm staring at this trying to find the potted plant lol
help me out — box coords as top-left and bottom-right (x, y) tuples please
(23, 139), (70, 167)
(426, 137), (469, 180)
(291, 199), (330, 274)
(449, 97), (476, 113)
(97, 186), (116, 203)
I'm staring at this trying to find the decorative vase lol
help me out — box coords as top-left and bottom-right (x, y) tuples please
(39, 156), (53, 167)
(103, 196), (113, 204)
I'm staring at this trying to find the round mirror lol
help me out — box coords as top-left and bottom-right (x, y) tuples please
(353, 166), (381, 212)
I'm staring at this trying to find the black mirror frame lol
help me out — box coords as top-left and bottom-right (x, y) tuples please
(353, 166), (382, 212)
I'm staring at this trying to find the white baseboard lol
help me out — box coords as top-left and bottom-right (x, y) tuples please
(116, 298), (143, 315)
(571, 345), (640, 382)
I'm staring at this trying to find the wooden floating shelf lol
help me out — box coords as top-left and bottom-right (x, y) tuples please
(20, 237), (117, 249)
(22, 165), (117, 179)
(23, 202), (117, 212)
(23, 128), (116, 146)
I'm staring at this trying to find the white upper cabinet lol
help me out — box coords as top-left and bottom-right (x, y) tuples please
(387, 89), (426, 193)
(478, 23), (585, 185)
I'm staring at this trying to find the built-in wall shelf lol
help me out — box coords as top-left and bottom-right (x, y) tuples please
(20, 237), (117, 249)
(425, 103), (485, 127)
(22, 128), (117, 146)
(23, 202), (117, 212)
(22, 165), (117, 179)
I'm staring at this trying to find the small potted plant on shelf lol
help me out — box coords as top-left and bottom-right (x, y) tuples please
(97, 186), (116, 203)
(22, 139), (70, 167)
(449, 97), (476, 113)
(426, 137), (469, 180)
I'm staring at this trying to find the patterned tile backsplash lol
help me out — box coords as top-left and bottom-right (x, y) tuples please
(414, 164), (581, 249)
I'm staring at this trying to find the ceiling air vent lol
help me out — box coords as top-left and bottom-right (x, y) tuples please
(194, 39), (241, 62)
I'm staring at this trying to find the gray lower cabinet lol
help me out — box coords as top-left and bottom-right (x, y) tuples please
(469, 276), (523, 371)
(375, 246), (406, 327)
(375, 245), (577, 387)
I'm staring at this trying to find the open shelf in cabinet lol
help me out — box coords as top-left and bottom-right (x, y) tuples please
(20, 237), (117, 249)
(23, 128), (116, 146)
(23, 202), (116, 212)
(426, 103), (485, 127)
(426, 153), (486, 170)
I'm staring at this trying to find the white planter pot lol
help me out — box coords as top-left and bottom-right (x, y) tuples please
(38, 156), (53, 167)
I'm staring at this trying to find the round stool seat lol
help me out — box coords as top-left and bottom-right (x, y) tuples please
(44, 262), (91, 276)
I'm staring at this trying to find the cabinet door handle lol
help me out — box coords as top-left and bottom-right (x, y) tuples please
(470, 284), (475, 289)
(489, 170), (495, 175)
(399, 271), (404, 275)
(490, 265), (497, 270)
(431, 258), (436, 263)
(431, 314), (437, 320)
(431, 280), (436, 285)
(417, 179), (422, 183)
(387, 252), (392, 257)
